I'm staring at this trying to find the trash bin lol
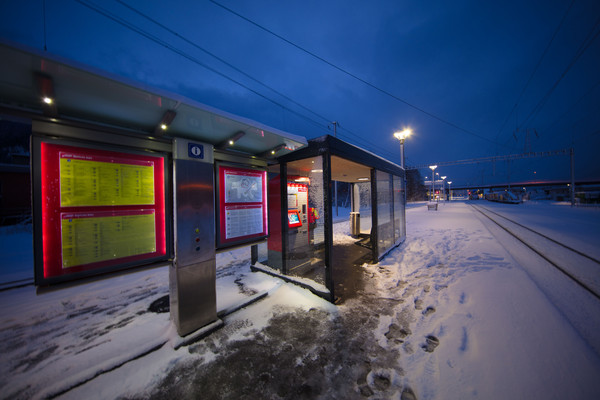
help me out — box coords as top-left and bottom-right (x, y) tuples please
(350, 212), (360, 236)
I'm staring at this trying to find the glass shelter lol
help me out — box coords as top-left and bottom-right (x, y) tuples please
(253, 135), (406, 303)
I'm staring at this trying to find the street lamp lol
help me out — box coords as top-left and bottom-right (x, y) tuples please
(447, 181), (452, 201)
(393, 128), (412, 169)
(429, 165), (437, 201)
(441, 176), (447, 201)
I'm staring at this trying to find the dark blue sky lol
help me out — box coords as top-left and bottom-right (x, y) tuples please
(2, 0), (599, 186)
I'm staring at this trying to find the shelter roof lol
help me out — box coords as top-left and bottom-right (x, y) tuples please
(0, 40), (306, 157)
(278, 135), (404, 182)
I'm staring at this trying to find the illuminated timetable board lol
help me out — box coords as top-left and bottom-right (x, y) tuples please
(61, 211), (156, 268)
(59, 152), (155, 207)
(34, 141), (167, 285)
(217, 165), (268, 247)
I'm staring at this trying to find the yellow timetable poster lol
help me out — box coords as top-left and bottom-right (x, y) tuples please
(61, 212), (156, 268)
(60, 154), (155, 207)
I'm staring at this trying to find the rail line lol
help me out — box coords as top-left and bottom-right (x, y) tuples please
(0, 277), (34, 292)
(470, 203), (600, 302)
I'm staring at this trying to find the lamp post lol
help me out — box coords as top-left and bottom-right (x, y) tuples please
(393, 129), (412, 169)
(435, 172), (439, 200)
(429, 165), (437, 202)
(447, 181), (452, 201)
(441, 176), (447, 201)
(394, 129), (411, 205)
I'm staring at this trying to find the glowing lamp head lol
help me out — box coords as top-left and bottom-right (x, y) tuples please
(160, 124), (168, 131)
(43, 97), (53, 105)
(393, 128), (412, 141)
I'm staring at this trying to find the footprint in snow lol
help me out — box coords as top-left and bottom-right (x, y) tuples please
(401, 386), (417, 400)
(422, 306), (436, 316)
(414, 298), (423, 310)
(385, 323), (411, 342)
(421, 335), (440, 353)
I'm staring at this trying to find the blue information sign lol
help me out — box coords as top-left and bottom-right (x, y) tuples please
(188, 142), (204, 159)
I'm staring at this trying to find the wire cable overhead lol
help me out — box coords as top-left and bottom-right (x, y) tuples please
(209, 0), (506, 147)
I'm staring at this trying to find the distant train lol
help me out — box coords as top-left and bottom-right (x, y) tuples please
(485, 191), (522, 204)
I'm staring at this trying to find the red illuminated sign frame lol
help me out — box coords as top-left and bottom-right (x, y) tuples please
(216, 164), (268, 248)
(33, 140), (168, 285)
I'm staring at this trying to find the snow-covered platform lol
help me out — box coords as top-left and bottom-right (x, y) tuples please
(1, 201), (599, 399)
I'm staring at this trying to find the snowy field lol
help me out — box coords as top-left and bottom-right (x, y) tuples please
(0, 201), (599, 399)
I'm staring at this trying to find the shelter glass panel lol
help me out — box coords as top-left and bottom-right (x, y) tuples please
(393, 174), (406, 243)
(376, 171), (394, 258)
(356, 182), (372, 235)
(285, 156), (326, 286)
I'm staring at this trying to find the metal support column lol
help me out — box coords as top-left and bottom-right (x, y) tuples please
(323, 152), (334, 302)
(370, 168), (378, 263)
(170, 139), (217, 337)
(280, 163), (289, 275)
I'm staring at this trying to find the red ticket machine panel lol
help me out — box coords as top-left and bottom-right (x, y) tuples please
(288, 210), (302, 228)
(34, 140), (167, 285)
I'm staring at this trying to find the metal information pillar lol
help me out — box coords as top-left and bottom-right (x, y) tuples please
(170, 139), (217, 336)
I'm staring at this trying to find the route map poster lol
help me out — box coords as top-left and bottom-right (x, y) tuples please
(217, 165), (267, 247)
(36, 142), (167, 284)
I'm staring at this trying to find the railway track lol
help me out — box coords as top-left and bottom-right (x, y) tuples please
(470, 203), (600, 302)
(0, 277), (34, 292)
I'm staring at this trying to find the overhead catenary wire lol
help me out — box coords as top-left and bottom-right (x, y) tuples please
(494, 0), (576, 144)
(208, 0), (508, 148)
(115, 0), (403, 160)
(541, 78), (600, 136)
(518, 14), (600, 130)
(79, 0), (404, 161)
(115, 0), (334, 128)
(73, 0), (596, 168)
(74, 0), (332, 135)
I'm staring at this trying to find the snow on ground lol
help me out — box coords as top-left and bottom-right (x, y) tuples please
(365, 201), (600, 399)
(0, 201), (599, 399)
(0, 266), (173, 399)
(478, 200), (600, 259)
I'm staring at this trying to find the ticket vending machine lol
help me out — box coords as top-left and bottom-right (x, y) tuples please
(170, 139), (217, 336)
(266, 176), (320, 275)
(286, 181), (310, 271)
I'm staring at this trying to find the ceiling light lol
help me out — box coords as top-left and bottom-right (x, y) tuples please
(155, 109), (177, 135)
(258, 143), (286, 158)
(358, 177), (369, 181)
(217, 131), (246, 150)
